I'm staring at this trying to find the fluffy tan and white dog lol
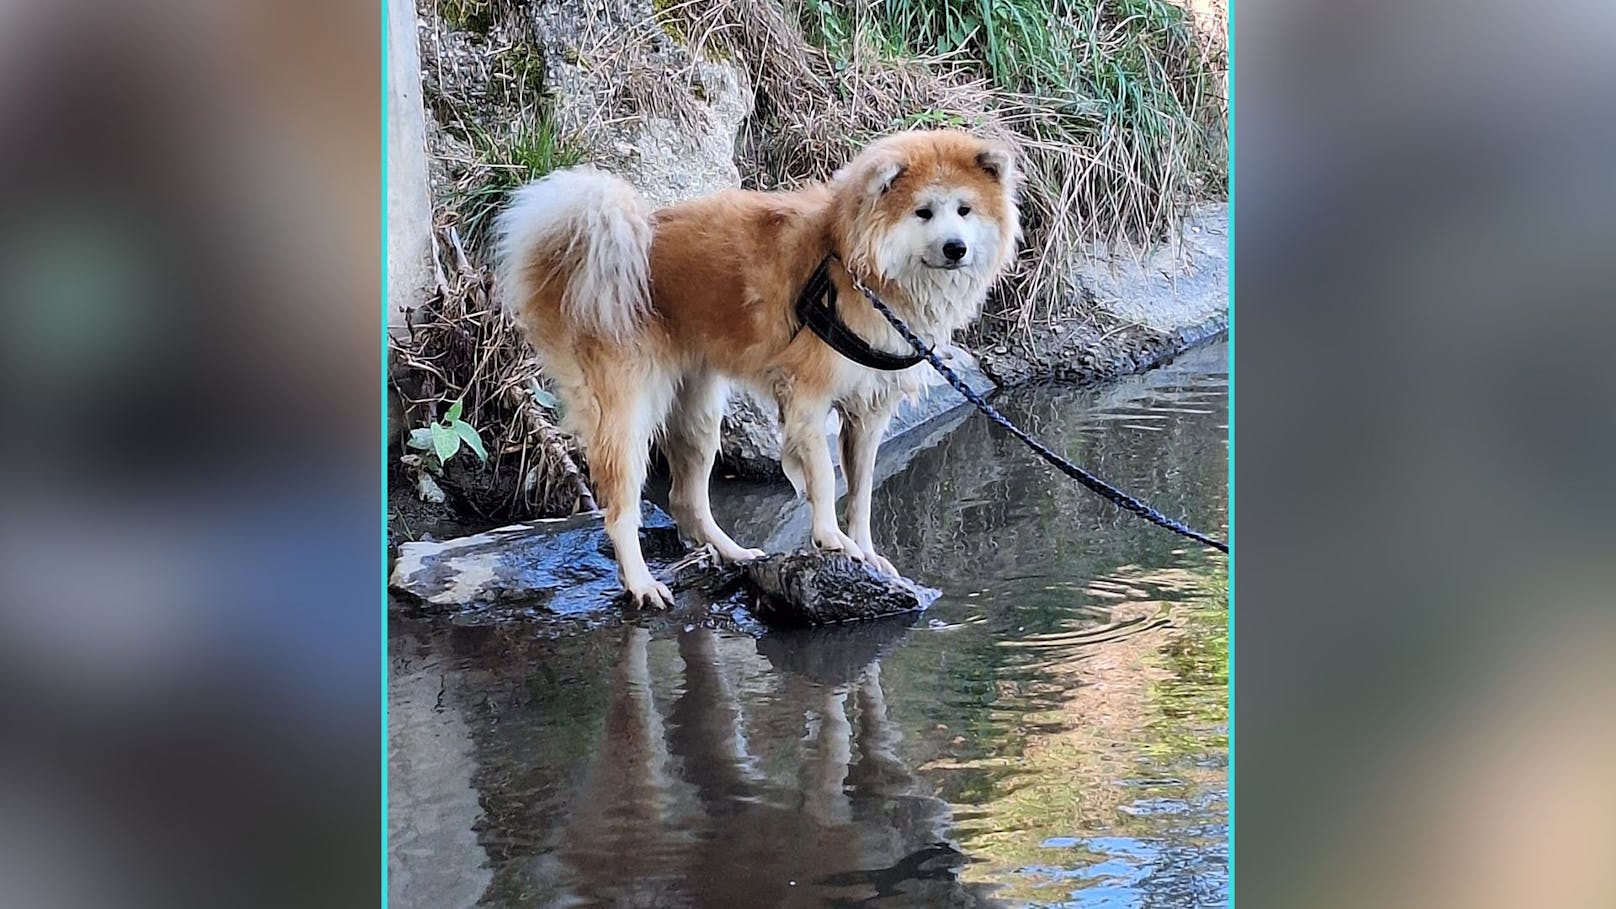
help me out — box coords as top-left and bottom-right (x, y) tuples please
(495, 129), (1020, 607)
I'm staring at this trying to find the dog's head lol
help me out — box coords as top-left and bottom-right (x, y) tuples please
(832, 130), (1021, 306)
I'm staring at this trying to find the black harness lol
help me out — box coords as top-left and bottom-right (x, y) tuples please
(793, 255), (926, 371)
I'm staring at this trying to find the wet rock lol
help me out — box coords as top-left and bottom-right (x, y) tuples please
(389, 502), (686, 620)
(391, 503), (936, 628)
(977, 306), (1226, 390)
(886, 345), (996, 439)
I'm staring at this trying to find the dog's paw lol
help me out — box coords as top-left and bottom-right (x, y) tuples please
(718, 544), (767, 564)
(622, 577), (675, 610)
(865, 551), (900, 578)
(812, 528), (866, 562)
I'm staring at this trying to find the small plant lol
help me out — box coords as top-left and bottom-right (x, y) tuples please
(453, 109), (585, 247)
(406, 399), (488, 471)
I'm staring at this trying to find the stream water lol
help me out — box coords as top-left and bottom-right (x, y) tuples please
(389, 341), (1229, 908)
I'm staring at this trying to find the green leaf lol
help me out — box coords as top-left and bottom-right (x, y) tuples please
(407, 427), (433, 450)
(530, 386), (560, 410)
(452, 420), (487, 462)
(444, 399), (464, 423)
(429, 421), (460, 464)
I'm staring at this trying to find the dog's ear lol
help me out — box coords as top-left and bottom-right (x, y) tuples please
(833, 143), (907, 199)
(865, 156), (906, 197)
(976, 142), (1017, 184)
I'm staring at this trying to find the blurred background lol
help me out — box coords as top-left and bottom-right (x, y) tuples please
(0, 0), (1611, 906)
(0, 0), (380, 906)
(1235, 0), (1616, 906)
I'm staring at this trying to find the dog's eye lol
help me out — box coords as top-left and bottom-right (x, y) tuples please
(958, 205), (972, 216)
(915, 208), (933, 221)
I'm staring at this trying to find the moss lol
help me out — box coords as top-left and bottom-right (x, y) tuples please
(506, 47), (549, 101)
(439, 0), (496, 34)
(652, 0), (689, 43)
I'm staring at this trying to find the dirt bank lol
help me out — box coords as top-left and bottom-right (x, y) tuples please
(976, 200), (1228, 387)
(978, 313), (1227, 389)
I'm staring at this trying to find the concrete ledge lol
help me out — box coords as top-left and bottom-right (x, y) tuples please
(718, 344), (993, 479)
(979, 202), (1228, 387)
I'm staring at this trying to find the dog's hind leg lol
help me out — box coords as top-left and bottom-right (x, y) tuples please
(664, 373), (765, 564)
(838, 397), (900, 577)
(585, 363), (675, 609)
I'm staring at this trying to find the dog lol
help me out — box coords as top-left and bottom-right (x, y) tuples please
(495, 129), (1021, 607)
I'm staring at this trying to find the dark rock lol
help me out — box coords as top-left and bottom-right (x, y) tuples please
(718, 392), (786, 479)
(740, 552), (938, 627)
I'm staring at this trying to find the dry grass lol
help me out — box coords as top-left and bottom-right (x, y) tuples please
(393, 2), (602, 521)
(389, 223), (594, 520)
(659, 0), (1009, 185)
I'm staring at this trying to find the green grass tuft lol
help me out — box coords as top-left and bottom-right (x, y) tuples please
(808, 0), (1226, 237)
(451, 110), (585, 249)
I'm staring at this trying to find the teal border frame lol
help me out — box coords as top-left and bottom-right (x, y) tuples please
(381, 0), (392, 903)
(1225, 0), (1236, 905)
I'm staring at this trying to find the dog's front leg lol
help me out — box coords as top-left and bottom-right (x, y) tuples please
(779, 394), (866, 561)
(839, 399), (899, 577)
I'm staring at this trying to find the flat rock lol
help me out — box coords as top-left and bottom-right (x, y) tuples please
(389, 502), (686, 621)
(1084, 202), (1228, 335)
(390, 503), (937, 628)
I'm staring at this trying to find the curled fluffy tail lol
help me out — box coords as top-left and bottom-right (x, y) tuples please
(494, 166), (653, 341)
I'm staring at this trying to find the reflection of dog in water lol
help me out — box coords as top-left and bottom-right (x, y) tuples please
(524, 622), (991, 906)
(497, 130), (1020, 606)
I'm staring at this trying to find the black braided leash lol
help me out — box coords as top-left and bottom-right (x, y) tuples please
(835, 259), (1229, 555)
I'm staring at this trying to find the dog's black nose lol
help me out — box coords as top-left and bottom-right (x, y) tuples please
(942, 239), (968, 261)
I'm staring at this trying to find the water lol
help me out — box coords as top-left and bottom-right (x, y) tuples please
(389, 341), (1229, 908)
